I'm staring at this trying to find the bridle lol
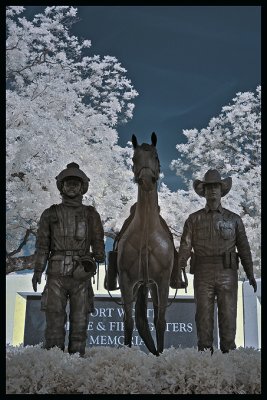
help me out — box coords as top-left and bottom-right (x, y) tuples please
(132, 147), (160, 185)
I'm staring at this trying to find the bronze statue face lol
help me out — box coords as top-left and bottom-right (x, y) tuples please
(204, 183), (222, 202)
(132, 147), (160, 191)
(131, 134), (160, 192)
(62, 178), (83, 198)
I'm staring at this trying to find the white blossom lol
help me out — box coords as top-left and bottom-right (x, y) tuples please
(6, 6), (138, 257)
(165, 87), (261, 277)
(6, 345), (261, 394)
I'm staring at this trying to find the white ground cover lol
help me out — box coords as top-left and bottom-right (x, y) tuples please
(6, 344), (260, 394)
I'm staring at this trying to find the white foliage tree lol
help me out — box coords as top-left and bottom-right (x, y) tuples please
(6, 6), (138, 273)
(159, 87), (261, 278)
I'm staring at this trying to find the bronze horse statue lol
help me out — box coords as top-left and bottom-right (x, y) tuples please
(117, 133), (175, 356)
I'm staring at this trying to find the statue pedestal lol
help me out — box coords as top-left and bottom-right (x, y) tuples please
(21, 294), (218, 351)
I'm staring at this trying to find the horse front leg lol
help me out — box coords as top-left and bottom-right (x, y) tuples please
(119, 273), (134, 347)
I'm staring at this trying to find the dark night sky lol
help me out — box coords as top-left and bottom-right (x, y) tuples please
(24, 5), (261, 191)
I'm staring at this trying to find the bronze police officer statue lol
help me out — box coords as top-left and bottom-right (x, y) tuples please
(32, 162), (105, 356)
(177, 169), (257, 353)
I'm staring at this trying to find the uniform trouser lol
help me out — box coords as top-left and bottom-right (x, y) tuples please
(193, 263), (238, 353)
(41, 275), (92, 355)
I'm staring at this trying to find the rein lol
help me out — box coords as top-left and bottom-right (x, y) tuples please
(143, 189), (178, 309)
(104, 258), (178, 308)
(134, 166), (159, 184)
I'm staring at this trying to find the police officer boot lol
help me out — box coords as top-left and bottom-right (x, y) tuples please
(220, 342), (236, 354)
(104, 251), (119, 291)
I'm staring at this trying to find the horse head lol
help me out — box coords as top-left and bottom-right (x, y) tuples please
(131, 132), (160, 191)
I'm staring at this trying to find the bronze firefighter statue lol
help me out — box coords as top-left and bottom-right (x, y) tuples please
(32, 162), (105, 356)
(177, 169), (257, 354)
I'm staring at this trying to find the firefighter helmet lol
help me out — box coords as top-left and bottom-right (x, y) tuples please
(55, 162), (90, 194)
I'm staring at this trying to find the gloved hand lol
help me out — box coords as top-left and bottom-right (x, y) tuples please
(32, 271), (42, 292)
(248, 276), (257, 293)
(80, 256), (97, 275)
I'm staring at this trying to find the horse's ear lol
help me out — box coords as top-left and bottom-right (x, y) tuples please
(151, 132), (157, 147)
(132, 134), (138, 148)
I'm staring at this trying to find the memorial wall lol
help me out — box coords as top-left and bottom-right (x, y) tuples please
(6, 268), (260, 350)
(22, 295), (218, 351)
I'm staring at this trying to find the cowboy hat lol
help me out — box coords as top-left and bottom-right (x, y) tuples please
(193, 169), (232, 197)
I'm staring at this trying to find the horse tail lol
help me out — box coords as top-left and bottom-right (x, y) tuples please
(135, 284), (158, 356)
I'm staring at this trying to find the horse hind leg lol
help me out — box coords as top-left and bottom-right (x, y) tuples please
(135, 284), (158, 356)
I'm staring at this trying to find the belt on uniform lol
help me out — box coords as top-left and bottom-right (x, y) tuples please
(196, 255), (224, 264)
(51, 250), (85, 256)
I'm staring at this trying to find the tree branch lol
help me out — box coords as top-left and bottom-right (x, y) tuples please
(7, 228), (35, 257)
(223, 142), (257, 168)
(169, 226), (182, 239)
(6, 40), (21, 51)
(6, 254), (35, 275)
